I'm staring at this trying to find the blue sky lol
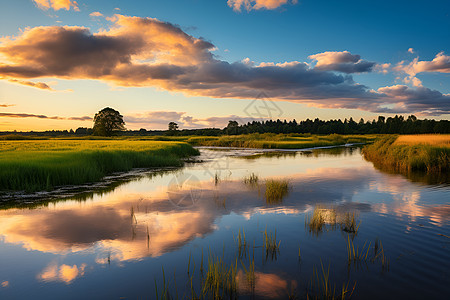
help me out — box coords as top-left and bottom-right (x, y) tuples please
(0, 0), (449, 130)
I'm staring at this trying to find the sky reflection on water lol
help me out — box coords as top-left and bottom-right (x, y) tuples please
(0, 147), (449, 299)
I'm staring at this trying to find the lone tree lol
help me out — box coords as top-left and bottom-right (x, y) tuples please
(93, 107), (125, 136)
(167, 122), (179, 136)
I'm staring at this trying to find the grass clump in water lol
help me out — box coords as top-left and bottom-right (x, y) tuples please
(265, 178), (290, 204)
(202, 251), (238, 299)
(307, 262), (356, 300)
(340, 212), (361, 235)
(263, 228), (280, 260)
(243, 173), (259, 188)
(307, 207), (337, 235)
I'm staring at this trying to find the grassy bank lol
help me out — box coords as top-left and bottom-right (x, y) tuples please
(162, 133), (378, 149)
(0, 140), (199, 192)
(362, 135), (450, 173)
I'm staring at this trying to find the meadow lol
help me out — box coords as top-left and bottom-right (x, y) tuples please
(0, 140), (199, 192)
(362, 135), (450, 173)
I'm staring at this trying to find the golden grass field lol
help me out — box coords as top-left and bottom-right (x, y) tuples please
(394, 134), (450, 147)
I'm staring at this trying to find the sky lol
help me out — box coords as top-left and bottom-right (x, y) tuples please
(0, 0), (449, 131)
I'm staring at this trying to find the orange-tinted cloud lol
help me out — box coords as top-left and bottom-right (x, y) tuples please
(394, 52), (450, 88)
(37, 262), (86, 284)
(309, 51), (375, 73)
(32, 0), (79, 11)
(0, 112), (91, 120)
(0, 15), (448, 115)
(7, 78), (54, 90)
(89, 11), (103, 17)
(227, 0), (297, 12)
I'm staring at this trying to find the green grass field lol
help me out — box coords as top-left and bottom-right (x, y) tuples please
(362, 135), (450, 173)
(0, 140), (199, 192)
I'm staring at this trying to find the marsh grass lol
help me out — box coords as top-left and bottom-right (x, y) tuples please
(347, 236), (389, 271)
(243, 173), (259, 188)
(202, 252), (238, 299)
(184, 133), (377, 149)
(240, 252), (255, 293)
(306, 262), (356, 300)
(363, 135), (449, 173)
(307, 207), (337, 235)
(394, 134), (450, 147)
(265, 179), (290, 204)
(236, 229), (248, 259)
(340, 212), (361, 235)
(263, 228), (280, 260)
(0, 140), (199, 192)
(308, 262), (356, 300)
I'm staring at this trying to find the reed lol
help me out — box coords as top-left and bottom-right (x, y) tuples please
(263, 228), (281, 260)
(347, 236), (371, 264)
(236, 229), (248, 259)
(202, 251), (238, 299)
(243, 173), (259, 187)
(265, 179), (290, 204)
(307, 207), (336, 235)
(308, 262), (355, 300)
(339, 212), (360, 235)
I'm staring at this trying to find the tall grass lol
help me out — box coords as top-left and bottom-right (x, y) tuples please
(362, 135), (449, 173)
(394, 134), (450, 147)
(307, 262), (356, 300)
(0, 140), (199, 192)
(263, 228), (281, 260)
(265, 179), (290, 204)
(184, 133), (377, 149)
(202, 252), (238, 299)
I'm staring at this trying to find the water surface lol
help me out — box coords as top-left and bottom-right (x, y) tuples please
(0, 147), (449, 299)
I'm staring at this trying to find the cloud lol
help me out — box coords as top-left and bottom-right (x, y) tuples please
(0, 112), (91, 121)
(394, 52), (450, 88)
(89, 11), (103, 17)
(308, 51), (376, 73)
(227, 0), (297, 12)
(7, 78), (54, 90)
(38, 262), (86, 284)
(0, 104), (15, 107)
(374, 63), (391, 74)
(376, 85), (450, 115)
(32, 0), (79, 11)
(0, 15), (448, 115)
(396, 52), (450, 75)
(408, 48), (415, 54)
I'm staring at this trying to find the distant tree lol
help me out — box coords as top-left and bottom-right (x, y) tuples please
(166, 122), (179, 136)
(93, 107), (125, 136)
(168, 122), (179, 131)
(226, 120), (239, 135)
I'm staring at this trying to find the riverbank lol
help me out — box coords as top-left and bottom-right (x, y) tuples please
(0, 140), (199, 192)
(362, 135), (450, 173)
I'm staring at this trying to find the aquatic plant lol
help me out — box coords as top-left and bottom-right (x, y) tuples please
(265, 179), (290, 204)
(263, 228), (281, 260)
(202, 251), (238, 299)
(339, 212), (360, 235)
(307, 207), (337, 235)
(243, 173), (259, 187)
(308, 262), (356, 300)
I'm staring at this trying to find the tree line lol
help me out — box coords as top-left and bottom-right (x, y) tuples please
(0, 110), (448, 138)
